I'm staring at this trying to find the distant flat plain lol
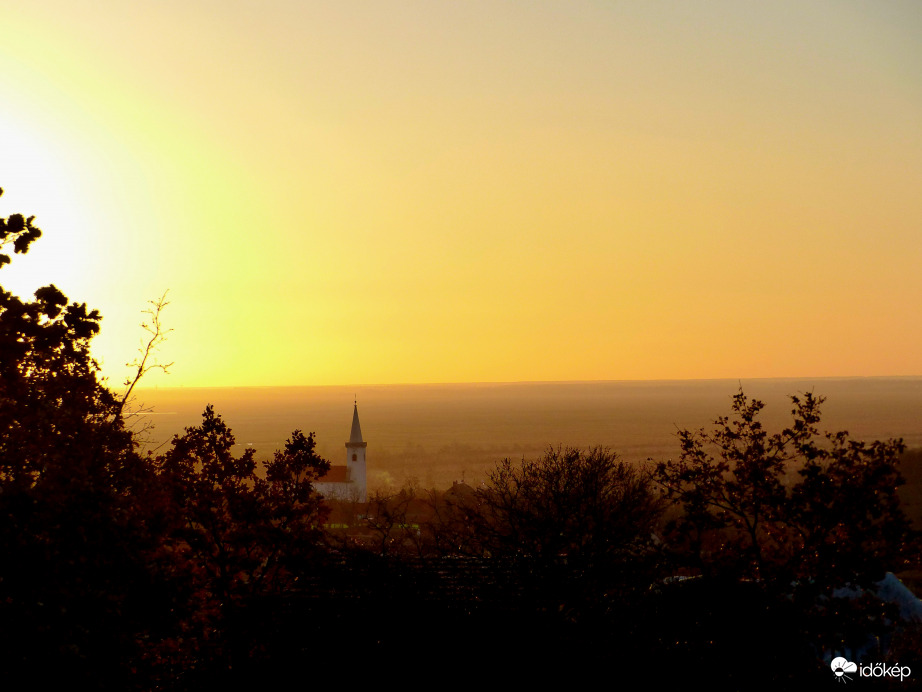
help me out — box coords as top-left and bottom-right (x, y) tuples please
(133, 377), (922, 492)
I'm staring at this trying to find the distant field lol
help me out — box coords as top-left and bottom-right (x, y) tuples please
(132, 377), (922, 491)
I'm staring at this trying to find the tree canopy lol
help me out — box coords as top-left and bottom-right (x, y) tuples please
(0, 186), (332, 687)
(653, 389), (912, 592)
(0, 187), (165, 688)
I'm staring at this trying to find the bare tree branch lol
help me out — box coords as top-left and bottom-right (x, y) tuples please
(116, 291), (173, 423)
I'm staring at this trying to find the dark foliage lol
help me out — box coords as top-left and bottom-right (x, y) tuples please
(153, 409), (330, 678)
(652, 388), (917, 670)
(429, 446), (665, 624)
(0, 189), (170, 689)
(0, 187), (333, 688)
(653, 389), (912, 590)
(0, 187), (41, 267)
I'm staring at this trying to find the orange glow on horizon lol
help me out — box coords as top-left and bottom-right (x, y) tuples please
(1, 2), (920, 388)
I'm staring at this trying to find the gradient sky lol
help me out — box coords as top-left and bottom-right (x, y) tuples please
(1, 1), (920, 387)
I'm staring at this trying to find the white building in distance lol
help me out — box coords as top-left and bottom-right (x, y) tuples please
(314, 403), (367, 503)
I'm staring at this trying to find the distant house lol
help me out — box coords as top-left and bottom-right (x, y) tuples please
(315, 403), (367, 503)
(444, 479), (476, 505)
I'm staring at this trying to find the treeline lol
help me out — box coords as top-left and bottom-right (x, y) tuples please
(1, 188), (919, 687)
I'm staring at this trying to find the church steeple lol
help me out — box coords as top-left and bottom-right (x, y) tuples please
(345, 401), (367, 503)
(349, 402), (364, 444)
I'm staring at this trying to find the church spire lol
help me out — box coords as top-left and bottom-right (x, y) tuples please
(349, 402), (364, 444)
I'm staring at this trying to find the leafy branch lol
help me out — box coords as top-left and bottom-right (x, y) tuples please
(0, 187), (42, 268)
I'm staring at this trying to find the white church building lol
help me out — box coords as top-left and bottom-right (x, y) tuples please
(314, 403), (367, 503)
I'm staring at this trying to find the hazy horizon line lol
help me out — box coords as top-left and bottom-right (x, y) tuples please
(134, 374), (922, 391)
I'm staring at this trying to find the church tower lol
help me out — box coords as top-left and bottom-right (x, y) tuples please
(345, 402), (367, 503)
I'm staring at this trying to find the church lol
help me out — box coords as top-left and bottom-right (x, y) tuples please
(314, 402), (367, 503)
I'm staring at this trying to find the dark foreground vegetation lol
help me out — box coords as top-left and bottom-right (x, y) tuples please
(2, 188), (920, 688)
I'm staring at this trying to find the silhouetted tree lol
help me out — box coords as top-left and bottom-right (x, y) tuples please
(0, 187), (171, 689)
(155, 408), (329, 678)
(637, 390), (910, 689)
(650, 389), (915, 678)
(362, 482), (427, 557)
(435, 446), (664, 623)
(653, 389), (911, 590)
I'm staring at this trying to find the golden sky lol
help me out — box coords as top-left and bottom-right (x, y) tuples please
(1, 1), (920, 387)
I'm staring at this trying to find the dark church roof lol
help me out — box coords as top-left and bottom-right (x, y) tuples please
(348, 403), (364, 444)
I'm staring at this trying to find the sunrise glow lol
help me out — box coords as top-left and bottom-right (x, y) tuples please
(1, 1), (920, 387)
